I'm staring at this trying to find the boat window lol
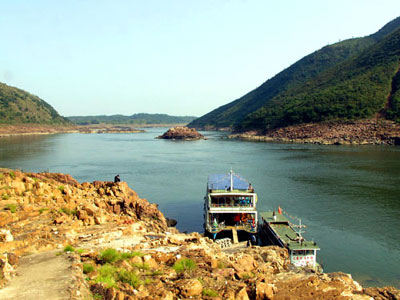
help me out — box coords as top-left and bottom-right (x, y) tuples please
(210, 195), (253, 207)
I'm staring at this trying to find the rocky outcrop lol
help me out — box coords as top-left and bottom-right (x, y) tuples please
(1, 168), (400, 299)
(230, 119), (400, 145)
(0, 168), (167, 258)
(157, 126), (205, 140)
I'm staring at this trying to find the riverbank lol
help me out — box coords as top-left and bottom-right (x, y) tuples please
(0, 168), (399, 299)
(0, 124), (146, 137)
(229, 119), (400, 145)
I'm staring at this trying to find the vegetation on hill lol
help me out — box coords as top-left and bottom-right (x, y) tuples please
(67, 113), (197, 125)
(240, 27), (400, 130)
(0, 82), (69, 124)
(188, 16), (400, 131)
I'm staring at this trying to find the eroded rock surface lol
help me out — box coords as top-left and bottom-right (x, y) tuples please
(157, 126), (205, 140)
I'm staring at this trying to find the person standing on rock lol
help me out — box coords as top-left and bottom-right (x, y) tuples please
(114, 174), (121, 183)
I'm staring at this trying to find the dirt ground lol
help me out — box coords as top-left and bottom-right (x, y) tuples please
(0, 250), (74, 300)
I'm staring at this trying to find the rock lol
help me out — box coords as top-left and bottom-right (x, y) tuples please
(236, 287), (250, 300)
(6, 253), (19, 266)
(178, 279), (203, 297)
(166, 218), (177, 227)
(0, 229), (14, 242)
(0, 254), (16, 282)
(256, 282), (275, 300)
(157, 126), (205, 140)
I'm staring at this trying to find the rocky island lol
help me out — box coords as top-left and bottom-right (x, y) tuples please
(157, 126), (205, 140)
(0, 168), (399, 299)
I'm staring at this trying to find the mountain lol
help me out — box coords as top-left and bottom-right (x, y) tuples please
(0, 82), (69, 124)
(67, 113), (197, 125)
(188, 17), (400, 131)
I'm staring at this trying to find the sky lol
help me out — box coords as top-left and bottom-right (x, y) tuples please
(1, 1), (400, 117)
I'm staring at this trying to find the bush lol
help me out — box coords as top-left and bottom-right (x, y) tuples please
(99, 248), (119, 263)
(5, 203), (16, 213)
(39, 207), (48, 214)
(173, 258), (196, 274)
(117, 269), (143, 288)
(59, 207), (77, 216)
(9, 171), (16, 179)
(82, 263), (95, 274)
(58, 185), (65, 193)
(203, 289), (219, 297)
(64, 245), (75, 252)
(2, 194), (10, 201)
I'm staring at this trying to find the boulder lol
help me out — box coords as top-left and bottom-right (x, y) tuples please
(178, 279), (203, 297)
(157, 126), (205, 140)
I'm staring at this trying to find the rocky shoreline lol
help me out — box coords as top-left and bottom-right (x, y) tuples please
(0, 124), (144, 137)
(228, 119), (400, 146)
(0, 169), (399, 299)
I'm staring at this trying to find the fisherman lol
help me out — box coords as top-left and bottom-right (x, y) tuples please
(114, 174), (121, 183)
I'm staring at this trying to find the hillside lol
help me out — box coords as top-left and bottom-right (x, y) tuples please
(240, 26), (400, 131)
(0, 82), (69, 125)
(188, 16), (400, 131)
(67, 113), (197, 125)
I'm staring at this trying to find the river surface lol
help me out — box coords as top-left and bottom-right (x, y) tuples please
(1, 127), (399, 288)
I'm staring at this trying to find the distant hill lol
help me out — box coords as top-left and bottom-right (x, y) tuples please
(189, 16), (400, 131)
(67, 113), (197, 125)
(0, 82), (69, 124)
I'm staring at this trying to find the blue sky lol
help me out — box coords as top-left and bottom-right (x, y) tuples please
(1, 1), (399, 117)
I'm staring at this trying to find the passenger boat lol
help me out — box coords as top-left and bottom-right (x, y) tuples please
(259, 210), (322, 271)
(204, 170), (258, 243)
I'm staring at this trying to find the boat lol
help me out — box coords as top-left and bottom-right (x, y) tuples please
(259, 210), (322, 271)
(204, 170), (258, 243)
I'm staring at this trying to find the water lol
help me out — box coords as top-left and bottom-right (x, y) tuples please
(1, 128), (399, 288)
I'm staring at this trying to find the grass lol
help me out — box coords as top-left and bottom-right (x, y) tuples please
(5, 203), (16, 213)
(58, 185), (64, 193)
(117, 268), (143, 288)
(59, 207), (77, 216)
(83, 263), (95, 274)
(64, 245), (75, 252)
(39, 207), (49, 214)
(132, 262), (149, 271)
(99, 249), (144, 264)
(99, 248), (119, 263)
(2, 194), (10, 201)
(0, 173), (4, 180)
(173, 258), (197, 274)
(95, 264), (117, 288)
(203, 289), (219, 297)
(9, 171), (15, 179)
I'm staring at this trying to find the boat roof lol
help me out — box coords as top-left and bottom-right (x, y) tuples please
(260, 211), (320, 250)
(208, 172), (250, 191)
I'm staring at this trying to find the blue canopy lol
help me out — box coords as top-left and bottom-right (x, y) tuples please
(208, 172), (250, 191)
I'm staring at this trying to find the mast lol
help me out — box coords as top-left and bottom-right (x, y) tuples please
(230, 168), (233, 191)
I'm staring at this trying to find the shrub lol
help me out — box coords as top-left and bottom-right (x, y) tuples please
(39, 207), (48, 214)
(58, 185), (64, 193)
(2, 194), (10, 201)
(5, 203), (16, 213)
(203, 289), (219, 297)
(117, 269), (143, 288)
(64, 245), (75, 252)
(173, 258), (196, 274)
(9, 171), (15, 179)
(82, 263), (95, 274)
(99, 248), (119, 264)
(59, 207), (77, 216)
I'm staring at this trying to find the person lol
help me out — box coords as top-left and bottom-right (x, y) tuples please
(114, 174), (121, 183)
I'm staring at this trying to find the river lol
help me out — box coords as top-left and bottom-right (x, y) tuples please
(0, 127), (399, 288)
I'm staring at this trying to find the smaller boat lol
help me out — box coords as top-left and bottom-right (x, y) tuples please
(259, 210), (322, 271)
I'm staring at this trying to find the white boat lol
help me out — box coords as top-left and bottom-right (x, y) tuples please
(204, 170), (258, 243)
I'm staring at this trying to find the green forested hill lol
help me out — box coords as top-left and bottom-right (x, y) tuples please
(240, 27), (400, 130)
(188, 17), (400, 130)
(0, 82), (69, 124)
(67, 113), (197, 125)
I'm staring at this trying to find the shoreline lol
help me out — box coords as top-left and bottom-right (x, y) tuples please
(228, 119), (400, 146)
(0, 168), (399, 299)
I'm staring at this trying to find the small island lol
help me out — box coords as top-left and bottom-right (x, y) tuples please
(157, 126), (205, 140)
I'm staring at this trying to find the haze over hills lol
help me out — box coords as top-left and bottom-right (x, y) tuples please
(188, 17), (400, 131)
(0, 82), (70, 125)
(67, 114), (197, 125)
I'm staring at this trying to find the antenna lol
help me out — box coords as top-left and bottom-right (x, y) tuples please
(230, 168), (233, 191)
